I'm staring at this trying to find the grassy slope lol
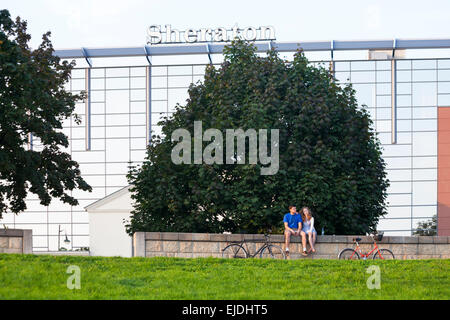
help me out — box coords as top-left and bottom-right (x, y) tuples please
(0, 254), (448, 300)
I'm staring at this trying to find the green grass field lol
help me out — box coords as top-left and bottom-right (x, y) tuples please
(0, 253), (448, 299)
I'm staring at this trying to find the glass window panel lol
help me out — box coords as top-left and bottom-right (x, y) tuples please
(438, 82), (450, 94)
(151, 76), (167, 88)
(152, 88), (167, 100)
(396, 60), (411, 70)
(387, 194), (412, 206)
(376, 60), (391, 70)
(376, 71), (391, 82)
(412, 132), (437, 156)
(412, 181), (436, 205)
(130, 67), (146, 77)
(106, 90), (129, 113)
(397, 83), (411, 94)
(72, 127), (84, 139)
(413, 156), (436, 169)
(376, 120), (390, 132)
(376, 95), (391, 107)
(106, 174), (128, 187)
(168, 65), (192, 76)
(130, 89), (146, 101)
(438, 59), (450, 69)
(15, 212), (47, 223)
(438, 94), (450, 106)
(350, 71), (375, 83)
(131, 150), (146, 162)
(353, 83), (375, 108)
(388, 181), (411, 194)
(382, 144), (411, 157)
(105, 126), (129, 138)
(71, 79), (85, 91)
(412, 119), (437, 131)
(168, 88), (189, 107)
(71, 150), (104, 163)
(384, 207), (411, 219)
(413, 169), (437, 181)
(386, 169), (412, 181)
(377, 83), (391, 95)
(412, 60), (436, 69)
(91, 114), (105, 126)
(397, 70), (411, 82)
(79, 163), (105, 175)
(130, 77), (146, 89)
(71, 69), (85, 78)
(130, 113), (146, 126)
(412, 69), (436, 82)
(193, 75), (204, 84)
(397, 95), (411, 107)
(334, 71), (350, 83)
(397, 107), (412, 120)
(397, 132), (412, 144)
(91, 68), (105, 78)
(398, 120), (412, 132)
(151, 100), (167, 113)
(438, 69), (450, 81)
(334, 61), (350, 72)
(106, 67), (129, 77)
(376, 108), (391, 120)
(412, 107), (436, 119)
(151, 66), (167, 76)
(106, 77), (129, 89)
(377, 132), (390, 144)
(106, 162), (130, 175)
(106, 139), (129, 162)
(412, 207), (436, 219)
(131, 101), (146, 113)
(385, 157), (411, 169)
(83, 175), (107, 187)
(91, 91), (105, 103)
(91, 102), (105, 115)
(91, 78), (105, 90)
(131, 125), (146, 138)
(152, 112), (168, 125)
(412, 82), (437, 106)
(106, 114), (129, 126)
(377, 218), (411, 232)
(351, 61), (375, 71)
(193, 65), (207, 74)
(168, 75), (193, 88)
(130, 137), (146, 150)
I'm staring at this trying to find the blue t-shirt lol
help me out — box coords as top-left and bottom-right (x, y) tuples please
(283, 213), (303, 229)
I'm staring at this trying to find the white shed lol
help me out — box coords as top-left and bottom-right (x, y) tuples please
(85, 185), (134, 257)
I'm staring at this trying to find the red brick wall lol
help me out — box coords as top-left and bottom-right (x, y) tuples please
(438, 107), (450, 235)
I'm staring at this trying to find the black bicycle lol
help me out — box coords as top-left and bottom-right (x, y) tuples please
(221, 234), (286, 259)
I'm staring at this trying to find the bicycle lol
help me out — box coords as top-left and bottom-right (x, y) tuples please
(338, 232), (395, 260)
(222, 234), (286, 259)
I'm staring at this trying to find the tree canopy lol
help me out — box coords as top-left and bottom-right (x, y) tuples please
(127, 40), (389, 235)
(0, 10), (91, 218)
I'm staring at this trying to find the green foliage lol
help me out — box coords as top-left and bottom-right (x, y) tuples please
(0, 10), (91, 217)
(413, 215), (437, 236)
(0, 254), (448, 299)
(127, 40), (389, 235)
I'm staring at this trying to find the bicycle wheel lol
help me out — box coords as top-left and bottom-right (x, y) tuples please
(338, 248), (360, 260)
(373, 249), (395, 260)
(259, 244), (286, 259)
(222, 244), (248, 259)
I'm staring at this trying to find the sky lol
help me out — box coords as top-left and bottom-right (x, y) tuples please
(2, 0), (450, 50)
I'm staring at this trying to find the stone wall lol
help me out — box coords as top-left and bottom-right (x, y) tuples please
(133, 232), (450, 259)
(0, 229), (32, 254)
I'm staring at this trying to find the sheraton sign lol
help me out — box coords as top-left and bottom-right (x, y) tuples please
(147, 24), (276, 45)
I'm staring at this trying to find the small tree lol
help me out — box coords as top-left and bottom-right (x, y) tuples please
(127, 40), (389, 235)
(413, 215), (437, 236)
(0, 10), (91, 218)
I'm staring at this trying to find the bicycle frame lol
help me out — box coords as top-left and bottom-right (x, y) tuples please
(233, 235), (272, 258)
(351, 241), (381, 259)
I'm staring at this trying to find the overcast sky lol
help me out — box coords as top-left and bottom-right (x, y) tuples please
(2, 0), (450, 49)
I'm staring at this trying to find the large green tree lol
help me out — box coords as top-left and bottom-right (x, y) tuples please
(127, 40), (389, 235)
(0, 10), (91, 218)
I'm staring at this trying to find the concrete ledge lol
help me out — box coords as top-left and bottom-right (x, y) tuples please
(0, 229), (32, 254)
(133, 232), (450, 260)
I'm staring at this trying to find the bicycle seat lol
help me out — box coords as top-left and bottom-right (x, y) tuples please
(353, 237), (362, 242)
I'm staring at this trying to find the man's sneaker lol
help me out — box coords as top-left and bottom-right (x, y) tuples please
(301, 250), (308, 256)
(285, 249), (290, 257)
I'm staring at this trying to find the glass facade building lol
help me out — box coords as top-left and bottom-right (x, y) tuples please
(1, 39), (450, 250)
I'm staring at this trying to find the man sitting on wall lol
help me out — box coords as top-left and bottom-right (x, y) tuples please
(283, 206), (308, 257)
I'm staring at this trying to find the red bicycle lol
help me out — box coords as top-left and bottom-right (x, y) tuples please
(338, 232), (395, 260)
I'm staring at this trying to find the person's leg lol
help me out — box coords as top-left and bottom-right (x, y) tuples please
(311, 231), (317, 252)
(300, 231), (307, 255)
(308, 232), (315, 252)
(284, 229), (292, 251)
